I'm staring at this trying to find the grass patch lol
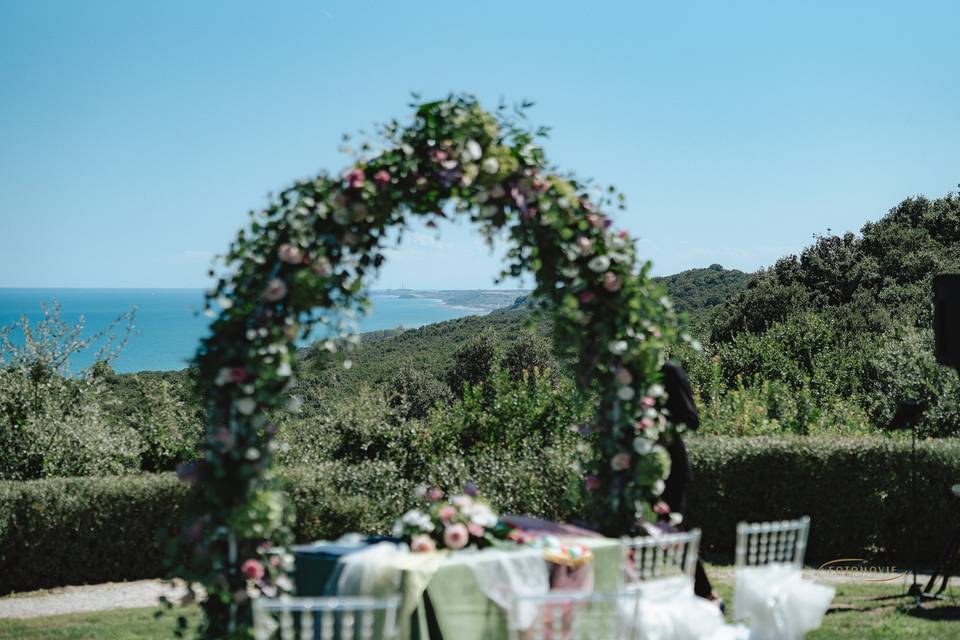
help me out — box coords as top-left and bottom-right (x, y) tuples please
(1, 571), (958, 639)
(708, 564), (960, 639)
(0, 606), (200, 640)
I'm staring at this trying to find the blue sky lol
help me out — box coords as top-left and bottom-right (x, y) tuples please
(1, 1), (957, 289)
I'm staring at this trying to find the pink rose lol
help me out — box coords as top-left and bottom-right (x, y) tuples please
(427, 487), (444, 502)
(241, 559), (265, 580)
(615, 368), (633, 385)
(520, 206), (538, 221)
(610, 452), (631, 472)
(430, 149), (449, 162)
(264, 278), (288, 302)
(618, 230), (630, 240)
(346, 168), (365, 189)
(641, 396), (656, 409)
(578, 290), (596, 305)
(278, 243), (304, 265)
(439, 506), (457, 522)
(587, 213), (604, 229)
(653, 501), (671, 516)
(411, 534), (437, 553)
(532, 177), (549, 193)
(467, 522), (485, 538)
(603, 272), (622, 292)
(584, 475), (601, 492)
(635, 417), (654, 432)
(443, 523), (469, 550)
(374, 170), (391, 186)
(576, 237), (594, 255)
(228, 367), (247, 383)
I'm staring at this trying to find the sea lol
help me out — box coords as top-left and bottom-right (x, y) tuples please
(0, 289), (480, 374)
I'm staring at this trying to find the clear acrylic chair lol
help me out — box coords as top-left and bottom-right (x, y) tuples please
(735, 516), (810, 569)
(508, 591), (642, 640)
(621, 529), (701, 585)
(733, 516), (812, 629)
(252, 595), (401, 640)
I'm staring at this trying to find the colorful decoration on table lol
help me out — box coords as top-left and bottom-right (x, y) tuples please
(524, 534), (594, 570)
(175, 93), (686, 638)
(393, 484), (509, 551)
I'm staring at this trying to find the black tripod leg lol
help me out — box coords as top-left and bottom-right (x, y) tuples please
(924, 519), (960, 595)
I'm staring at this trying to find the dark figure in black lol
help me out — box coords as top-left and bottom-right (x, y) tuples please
(659, 361), (721, 607)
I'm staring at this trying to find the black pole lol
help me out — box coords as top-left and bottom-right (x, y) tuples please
(911, 421), (919, 597)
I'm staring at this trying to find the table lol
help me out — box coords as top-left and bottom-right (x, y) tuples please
(294, 536), (623, 640)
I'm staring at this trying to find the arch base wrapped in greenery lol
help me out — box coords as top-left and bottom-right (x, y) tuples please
(173, 95), (685, 638)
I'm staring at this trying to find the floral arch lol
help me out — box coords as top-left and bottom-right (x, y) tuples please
(175, 95), (684, 637)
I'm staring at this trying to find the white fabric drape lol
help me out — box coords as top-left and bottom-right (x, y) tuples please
(733, 564), (835, 640)
(459, 547), (552, 630)
(620, 576), (747, 640)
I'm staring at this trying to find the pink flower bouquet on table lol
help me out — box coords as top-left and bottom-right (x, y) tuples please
(392, 484), (511, 552)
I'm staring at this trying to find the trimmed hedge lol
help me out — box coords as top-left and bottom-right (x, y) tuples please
(686, 436), (960, 562)
(2, 437), (959, 593)
(0, 473), (187, 593)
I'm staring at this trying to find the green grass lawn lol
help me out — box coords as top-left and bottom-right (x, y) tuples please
(1, 573), (958, 639)
(710, 570), (960, 640)
(0, 607), (201, 640)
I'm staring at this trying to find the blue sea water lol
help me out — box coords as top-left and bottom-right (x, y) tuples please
(0, 289), (479, 373)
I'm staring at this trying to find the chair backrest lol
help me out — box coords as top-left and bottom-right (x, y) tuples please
(508, 591), (641, 640)
(252, 595), (401, 640)
(735, 516), (810, 569)
(622, 529), (701, 584)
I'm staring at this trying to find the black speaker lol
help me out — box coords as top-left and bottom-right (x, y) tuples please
(934, 274), (960, 367)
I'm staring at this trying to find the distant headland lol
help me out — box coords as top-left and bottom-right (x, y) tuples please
(372, 289), (530, 312)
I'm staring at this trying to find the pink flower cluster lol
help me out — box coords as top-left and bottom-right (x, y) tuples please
(393, 484), (502, 552)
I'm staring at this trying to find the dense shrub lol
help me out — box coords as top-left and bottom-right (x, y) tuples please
(277, 386), (428, 476)
(0, 369), (143, 479)
(701, 192), (960, 437)
(445, 330), (501, 395)
(101, 371), (204, 472)
(4, 437), (958, 593)
(427, 368), (590, 455)
(385, 368), (453, 420)
(500, 331), (558, 383)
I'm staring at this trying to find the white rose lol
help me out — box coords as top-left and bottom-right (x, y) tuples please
(466, 139), (483, 160)
(588, 256), (611, 272)
(633, 437), (653, 455)
(481, 157), (499, 174)
(235, 398), (257, 415)
(609, 340), (628, 355)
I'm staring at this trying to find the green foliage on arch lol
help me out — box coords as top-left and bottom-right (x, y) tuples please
(172, 94), (687, 637)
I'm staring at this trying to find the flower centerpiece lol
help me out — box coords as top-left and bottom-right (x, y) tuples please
(393, 484), (508, 552)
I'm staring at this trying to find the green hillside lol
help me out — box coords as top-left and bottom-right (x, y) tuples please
(296, 264), (750, 390)
(688, 192), (960, 437)
(654, 265), (752, 324)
